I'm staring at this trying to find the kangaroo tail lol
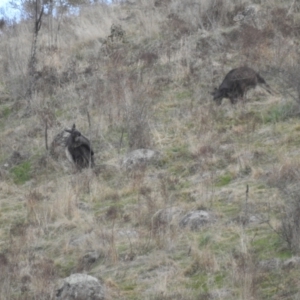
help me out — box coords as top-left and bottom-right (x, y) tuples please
(257, 73), (267, 84)
(257, 73), (273, 94)
(262, 83), (273, 94)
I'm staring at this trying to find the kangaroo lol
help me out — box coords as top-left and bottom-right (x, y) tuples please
(212, 66), (272, 105)
(65, 124), (94, 169)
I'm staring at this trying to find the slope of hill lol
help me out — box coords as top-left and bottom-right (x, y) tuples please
(1, 0), (300, 299)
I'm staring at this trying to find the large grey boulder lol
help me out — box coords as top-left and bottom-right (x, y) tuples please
(179, 210), (216, 231)
(50, 129), (70, 161)
(121, 149), (160, 170)
(56, 273), (105, 300)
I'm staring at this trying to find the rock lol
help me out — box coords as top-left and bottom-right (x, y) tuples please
(77, 202), (91, 211)
(258, 258), (281, 271)
(69, 232), (97, 247)
(208, 288), (232, 299)
(233, 5), (268, 29)
(231, 214), (262, 226)
(233, 5), (259, 23)
(117, 230), (138, 238)
(121, 149), (160, 170)
(282, 257), (300, 270)
(56, 273), (105, 300)
(50, 129), (70, 161)
(233, 13), (245, 22)
(179, 210), (216, 231)
(249, 215), (261, 223)
(69, 231), (99, 247)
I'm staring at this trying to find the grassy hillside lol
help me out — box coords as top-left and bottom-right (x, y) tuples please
(1, 0), (300, 299)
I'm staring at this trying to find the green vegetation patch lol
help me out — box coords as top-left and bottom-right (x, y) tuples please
(251, 232), (282, 260)
(258, 271), (299, 300)
(217, 204), (239, 218)
(198, 234), (212, 247)
(262, 102), (295, 124)
(166, 144), (191, 161)
(215, 173), (232, 187)
(11, 161), (31, 184)
(185, 273), (208, 291)
(257, 184), (266, 190)
(55, 109), (64, 118)
(177, 189), (195, 202)
(176, 90), (193, 100)
(122, 283), (137, 291)
(55, 257), (77, 277)
(1, 106), (11, 118)
(212, 231), (240, 255)
(277, 249), (292, 260)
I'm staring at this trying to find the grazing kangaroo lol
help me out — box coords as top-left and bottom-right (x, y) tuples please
(65, 124), (94, 169)
(212, 66), (272, 105)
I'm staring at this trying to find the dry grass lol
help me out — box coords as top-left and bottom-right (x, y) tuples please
(1, 0), (300, 299)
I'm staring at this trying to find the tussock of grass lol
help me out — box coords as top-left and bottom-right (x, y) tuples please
(215, 173), (232, 187)
(10, 161), (31, 184)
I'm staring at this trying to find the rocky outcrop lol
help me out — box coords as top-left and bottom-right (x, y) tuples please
(56, 273), (105, 300)
(179, 210), (216, 231)
(50, 129), (70, 161)
(121, 149), (160, 170)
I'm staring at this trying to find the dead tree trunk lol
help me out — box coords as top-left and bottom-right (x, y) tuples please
(26, 0), (44, 101)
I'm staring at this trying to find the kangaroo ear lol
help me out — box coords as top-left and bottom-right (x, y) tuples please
(66, 124), (76, 134)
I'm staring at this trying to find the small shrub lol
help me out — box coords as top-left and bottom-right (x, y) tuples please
(106, 205), (120, 220)
(11, 161), (31, 184)
(138, 52), (158, 66)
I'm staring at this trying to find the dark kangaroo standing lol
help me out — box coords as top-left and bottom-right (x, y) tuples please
(65, 124), (94, 169)
(212, 66), (272, 105)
